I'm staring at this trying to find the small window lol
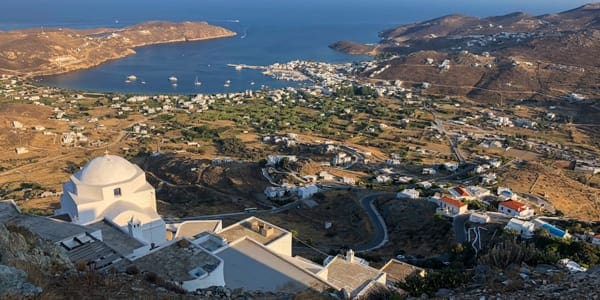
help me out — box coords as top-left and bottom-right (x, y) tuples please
(114, 188), (122, 197)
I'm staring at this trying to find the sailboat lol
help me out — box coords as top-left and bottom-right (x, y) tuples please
(194, 76), (202, 86)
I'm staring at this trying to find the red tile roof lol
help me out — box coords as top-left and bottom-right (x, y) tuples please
(441, 196), (466, 208)
(453, 187), (471, 197)
(500, 200), (528, 212)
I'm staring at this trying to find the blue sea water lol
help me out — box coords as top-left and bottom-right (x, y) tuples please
(0, 0), (591, 94)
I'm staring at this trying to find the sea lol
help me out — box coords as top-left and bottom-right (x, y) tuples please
(0, 0), (590, 94)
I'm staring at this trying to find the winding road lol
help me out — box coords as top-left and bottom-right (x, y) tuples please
(354, 192), (395, 252)
(428, 109), (466, 164)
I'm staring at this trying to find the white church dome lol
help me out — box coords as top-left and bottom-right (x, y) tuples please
(77, 154), (140, 186)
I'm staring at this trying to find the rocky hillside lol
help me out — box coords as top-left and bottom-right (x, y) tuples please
(329, 40), (376, 55)
(0, 21), (236, 76)
(0, 223), (71, 297)
(429, 265), (600, 300)
(380, 3), (599, 42)
(331, 3), (600, 101)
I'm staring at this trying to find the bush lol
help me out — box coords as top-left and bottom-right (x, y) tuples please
(478, 236), (557, 268)
(144, 272), (159, 283)
(75, 260), (89, 272)
(216, 137), (247, 156)
(398, 268), (471, 297)
(533, 235), (600, 268)
(176, 239), (191, 248)
(125, 265), (139, 275)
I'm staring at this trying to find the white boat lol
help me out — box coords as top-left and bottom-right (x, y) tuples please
(224, 81), (230, 87)
(250, 81), (255, 85)
(168, 76), (178, 82)
(127, 75), (137, 81)
(194, 76), (202, 86)
(226, 80), (231, 84)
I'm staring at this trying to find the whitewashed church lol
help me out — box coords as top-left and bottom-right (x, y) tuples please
(55, 154), (166, 246)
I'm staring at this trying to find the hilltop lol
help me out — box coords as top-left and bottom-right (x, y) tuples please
(331, 3), (600, 101)
(0, 21), (236, 76)
(378, 3), (599, 42)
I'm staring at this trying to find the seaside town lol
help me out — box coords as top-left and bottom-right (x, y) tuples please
(1, 2), (599, 300)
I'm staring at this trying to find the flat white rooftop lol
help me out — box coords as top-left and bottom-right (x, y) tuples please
(216, 238), (332, 293)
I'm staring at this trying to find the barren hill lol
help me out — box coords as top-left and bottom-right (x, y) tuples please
(331, 3), (600, 101)
(379, 3), (599, 42)
(0, 21), (236, 76)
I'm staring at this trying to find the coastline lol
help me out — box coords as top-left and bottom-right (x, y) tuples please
(0, 21), (237, 78)
(28, 32), (237, 78)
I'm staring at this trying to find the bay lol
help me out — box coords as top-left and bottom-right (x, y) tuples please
(0, 0), (590, 94)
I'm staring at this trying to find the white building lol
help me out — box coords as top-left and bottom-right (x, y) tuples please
(264, 186), (287, 198)
(296, 185), (319, 199)
(498, 200), (534, 219)
(481, 173), (497, 185)
(435, 196), (467, 217)
(443, 162), (459, 172)
(418, 181), (433, 189)
(375, 175), (392, 183)
(505, 218), (535, 238)
(15, 147), (29, 155)
(592, 234), (600, 246)
(333, 152), (352, 166)
(266, 155), (297, 166)
(319, 171), (335, 181)
(422, 168), (437, 175)
(55, 154), (166, 246)
(11, 120), (24, 129)
(397, 189), (420, 199)
(318, 250), (387, 298)
(469, 212), (490, 224)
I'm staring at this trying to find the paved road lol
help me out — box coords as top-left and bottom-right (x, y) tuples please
(453, 214), (470, 243)
(355, 192), (395, 252)
(164, 189), (393, 254)
(428, 109), (466, 164)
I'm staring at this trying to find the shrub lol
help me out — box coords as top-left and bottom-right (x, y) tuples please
(398, 268), (471, 297)
(125, 265), (139, 275)
(478, 236), (558, 268)
(75, 260), (89, 272)
(176, 239), (191, 248)
(144, 272), (159, 283)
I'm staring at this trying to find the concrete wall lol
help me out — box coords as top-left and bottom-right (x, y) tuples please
(141, 219), (167, 246)
(58, 191), (78, 220)
(181, 259), (225, 291)
(266, 233), (292, 257)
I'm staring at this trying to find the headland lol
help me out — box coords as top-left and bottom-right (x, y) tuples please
(0, 21), (236, 77)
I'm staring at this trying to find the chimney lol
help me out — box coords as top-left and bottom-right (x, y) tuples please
(250, 220), (260, 232)
(259, 224), (274, 237)
(346, 249), (355, 263)
(127, 216), (142, 240)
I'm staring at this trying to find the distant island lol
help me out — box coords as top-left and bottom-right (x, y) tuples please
(0, 21), (236, 76)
